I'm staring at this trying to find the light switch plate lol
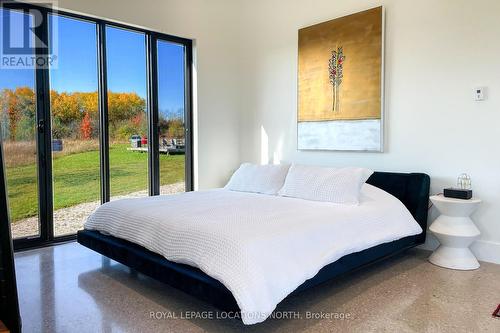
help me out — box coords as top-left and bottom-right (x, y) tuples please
(474, 87), (486, 101)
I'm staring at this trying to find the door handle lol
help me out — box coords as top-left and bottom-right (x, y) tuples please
(38, 119), (45, 133)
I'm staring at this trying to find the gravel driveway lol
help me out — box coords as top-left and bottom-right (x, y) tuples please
(11, 182), (185, 239)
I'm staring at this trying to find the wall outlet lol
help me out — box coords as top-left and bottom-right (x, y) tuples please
(474, 87), (486, 101)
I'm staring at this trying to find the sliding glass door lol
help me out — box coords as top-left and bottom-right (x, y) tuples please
(48, 14), (101, 237)
(105, 26), (149, 200)
(1, 3), (192, 249)
(0, 8), (41, 240)
(157, 40), (188, 195)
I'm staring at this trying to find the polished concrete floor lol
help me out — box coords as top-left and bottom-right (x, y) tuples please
(15, 242), (500, 333)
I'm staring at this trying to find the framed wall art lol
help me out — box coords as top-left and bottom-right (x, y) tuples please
(297, 6), (384, 151)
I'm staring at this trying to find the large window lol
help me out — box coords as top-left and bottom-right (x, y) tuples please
(106, 26), (149, 200)
(0, 3), (193, 249)
(48, 14), (101, 237)
(0, 8), (40, 240)
(157, 40), (187, 195)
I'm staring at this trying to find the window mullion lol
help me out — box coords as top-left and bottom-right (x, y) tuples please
(97, 22), (110, 204)
(147, 34), (159, 196)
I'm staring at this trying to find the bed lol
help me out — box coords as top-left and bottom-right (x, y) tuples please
(77, 171), (430, 325)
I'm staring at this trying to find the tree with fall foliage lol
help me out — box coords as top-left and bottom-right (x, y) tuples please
(51, 92), (81, 124)
(0, 87), (36, 141)
(80, 112), (92, 140)
(167, 118), (184, 139)
(108, 91), (145, 125)
(1, 88), (146, 141)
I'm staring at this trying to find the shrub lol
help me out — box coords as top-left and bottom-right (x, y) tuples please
(80, 112), (92, 140)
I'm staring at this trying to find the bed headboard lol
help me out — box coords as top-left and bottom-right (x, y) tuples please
(366, 172), (430, 244)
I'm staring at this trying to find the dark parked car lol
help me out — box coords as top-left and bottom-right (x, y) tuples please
(52, 139), (63, 152)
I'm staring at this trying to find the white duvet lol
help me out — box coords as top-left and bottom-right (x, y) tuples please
(84, 184), (422, 325)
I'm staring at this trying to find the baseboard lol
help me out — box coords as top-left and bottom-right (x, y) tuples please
(419, 235), (500, 265)
(470, 240), (500, 265)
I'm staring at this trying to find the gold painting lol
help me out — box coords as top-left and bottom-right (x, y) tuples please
(298, 7), (384, 151)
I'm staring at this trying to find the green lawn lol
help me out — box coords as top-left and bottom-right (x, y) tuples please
(6, 143), (185, 222)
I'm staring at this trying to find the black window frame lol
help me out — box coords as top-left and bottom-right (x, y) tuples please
(1, 2), (194, 250)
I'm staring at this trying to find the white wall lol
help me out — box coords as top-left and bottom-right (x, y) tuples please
(55, 0), (500, 263)
(57, 0), (244, 189)
(237, 0), (500, 263)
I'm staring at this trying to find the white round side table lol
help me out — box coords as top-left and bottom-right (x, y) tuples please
(428, 195), (481, 270)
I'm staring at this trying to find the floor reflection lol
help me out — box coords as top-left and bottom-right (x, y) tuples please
(14, 242), (500, 333)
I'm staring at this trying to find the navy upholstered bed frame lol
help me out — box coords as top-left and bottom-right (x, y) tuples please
(77, 171), (430, 314)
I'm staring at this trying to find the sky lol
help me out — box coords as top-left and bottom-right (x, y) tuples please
(0, 11), (185, 118)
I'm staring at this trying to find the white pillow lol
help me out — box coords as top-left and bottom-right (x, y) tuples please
(225, 163), (290, 195)
(278, 164), (374, 205)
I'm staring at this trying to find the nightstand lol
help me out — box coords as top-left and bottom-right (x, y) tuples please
(428, 195), (481, 270)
